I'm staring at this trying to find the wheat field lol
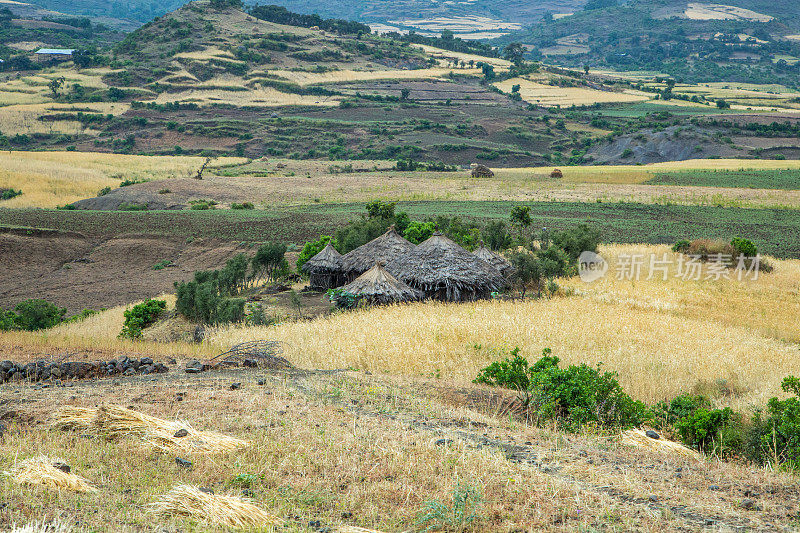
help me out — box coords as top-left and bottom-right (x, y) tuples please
(205, 244), (800, 410)
(0, 151), (247, 208)
(495, 78), (650, 107)
(264, 67), (483, 86)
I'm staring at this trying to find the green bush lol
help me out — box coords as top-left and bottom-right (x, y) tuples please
(120, 299), (166, 338)
(251, 243), (289, 283)
(174, 256), (250, 324)
(403, 221), (435, 244)
(482, 221), (512, 251)
(0, 188), (23, 200)
(671, 239), (691, 253)
(475, 348), (650, 431)
(231, 202), (255, 210)
(296, 235), (333, 271)
(756, 376), (800, 468)
(97, 186), (112, 196)
(0, 299), (66, 331)
(676, 406), (734, 453)
(731, 237), (757, 257)
(551, 223), (601, 262)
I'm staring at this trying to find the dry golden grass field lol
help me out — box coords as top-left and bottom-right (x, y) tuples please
(0, 151), (247, 208)
(494, 78), (651, 107)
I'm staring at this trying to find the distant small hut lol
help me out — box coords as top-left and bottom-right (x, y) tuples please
(301, 242), (344, 290)
(473, 244), (513, 277)
(341, 225), (416, 282)
(338, 262), (422, 306)
(550, 168), (563, 179)
(387, 232), (507, 302)
(471, 164), (494, 178)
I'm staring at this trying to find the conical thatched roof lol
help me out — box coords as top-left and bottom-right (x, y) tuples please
(387, 232), (506, 301)
(302, 242), (343, 274)
(340, 262), (422, 305)
(341, 225), (415, 278)
(474, 245), (512, 276)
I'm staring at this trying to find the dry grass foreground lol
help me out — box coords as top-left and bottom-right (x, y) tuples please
(0, 151), (247, 208)
(208, 244), (800, 411)
(3, 367), (799, 531)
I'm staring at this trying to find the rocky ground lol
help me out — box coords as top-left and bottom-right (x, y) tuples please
(1, 351), (798, 532)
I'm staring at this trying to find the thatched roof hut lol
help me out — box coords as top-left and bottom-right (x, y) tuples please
(474, 245), (513, 277)
(387, 232), (507, 302)
(341, 225), (416, 281)
(339, 262), (422, 305)
(301, 242), (344, 290)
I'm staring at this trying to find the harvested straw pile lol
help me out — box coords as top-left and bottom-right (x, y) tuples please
(151, 485), (282, 530)
(620, 429), (702, 461)
(3, 456), (97, 493)
(12, 518), (73, 533)
(51, 405), (248, 455)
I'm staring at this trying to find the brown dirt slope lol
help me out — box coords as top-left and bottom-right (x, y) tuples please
(0, 228), (245, 313)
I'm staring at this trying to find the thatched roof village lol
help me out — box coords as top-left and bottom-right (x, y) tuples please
(341, 225), (416, 282)
(387, 232), (506, 302)
(305, 227), (509, 304)
(301, 242), (344, 290)
(339, 262), (422, 305)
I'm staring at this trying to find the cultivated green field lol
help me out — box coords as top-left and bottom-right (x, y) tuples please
(649, 169), (800, 189)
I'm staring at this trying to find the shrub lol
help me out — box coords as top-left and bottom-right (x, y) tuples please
(731, 237), (757, 257)
(475, 348), (650, 431)
(508, 252), (542, 299)
(152, 259), (173, 270)
(676, 406), (734, 453)
(97, 186), (112, 196)
(755, 376), (800, 468)
(119, 202), (148, 211)
(672, 239), (691, 253)
(0, 188), (22, 200)
(119, 178), (149, 187)
(685, 239), (737, 261)
(415, 483), (483, 533)
(2, 299), (66, 331)
(551, 223), (601, 262)
(231, 202), (255, 210)
(119, 299), (166, 338)
(403, 221), (435, 244)
(296, 235), (333, 271)
(174, 256), (249, 324)
(482, 221), (512, 251)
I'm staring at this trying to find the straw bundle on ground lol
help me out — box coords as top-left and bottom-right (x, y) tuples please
(12, 518), (73, 533)
(473, 245), (513, 277)
(387, 232), (507, 302)
(3, 456), (97, 493)
(339, 263), (422, 305)
(620, 430), (702, 461)
(51, 405), (248, 455)
(302, 242), (345, 290)
(341, 225), (416, 281)
(150, 485), (282, 530)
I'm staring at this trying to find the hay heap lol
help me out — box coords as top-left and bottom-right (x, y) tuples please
(301, 242), (344, 290)
(3, 456), (97, 493)
(341, 225), (415, 282)
(151, 485), (282, 531)
(339, 262), (422, 305)
(387, 232), (507, 302)
(620, 429), (702, 461)
(12, 518), (73, 533)
(473, 244), (513, 277)
(51, 405), (248, 455)
(471, 164), (494, 178)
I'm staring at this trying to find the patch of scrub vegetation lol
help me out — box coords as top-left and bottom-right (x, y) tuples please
(476, 347), (800, 470)
(648, 168), (800, 189)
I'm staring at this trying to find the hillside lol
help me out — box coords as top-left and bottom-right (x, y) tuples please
(498, 0), (800, 86)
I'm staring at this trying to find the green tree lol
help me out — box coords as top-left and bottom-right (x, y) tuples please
(252, 242), (289, 283)
(400, 88), (411, 100)
(482, 221), (512, 251)
(48, 77), (66, 98)
(503, 43), (526, 65)
(481, 63), (496, 81)
(509, 252), (542, 299)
